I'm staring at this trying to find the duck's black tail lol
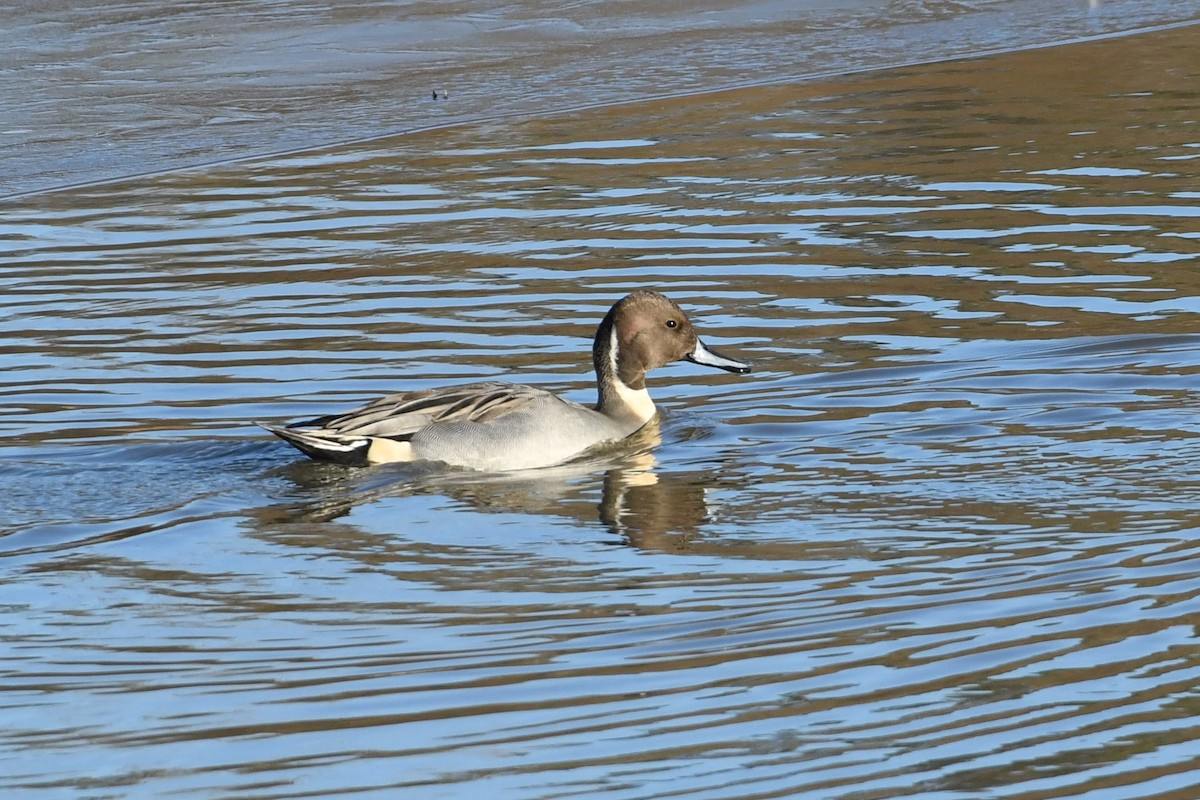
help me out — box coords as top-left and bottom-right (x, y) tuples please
(257, 422), (372, 467)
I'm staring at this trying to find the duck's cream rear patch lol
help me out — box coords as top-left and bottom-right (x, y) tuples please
(366, 437), (415, 464)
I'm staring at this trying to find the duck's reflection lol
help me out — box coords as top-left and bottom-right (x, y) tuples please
(595, 459), (710, 551)
(257, 418), (715, 550)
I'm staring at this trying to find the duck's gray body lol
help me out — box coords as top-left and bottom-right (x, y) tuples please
(262, 382), (634, 471)
(260, 291), (750, 471)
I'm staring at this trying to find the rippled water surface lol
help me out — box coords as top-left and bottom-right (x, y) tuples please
(4, 17), (1200, 800)
(5, 0), (1200, 195)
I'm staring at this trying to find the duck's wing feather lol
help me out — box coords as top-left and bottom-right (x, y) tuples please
(298, 381), (552, 439)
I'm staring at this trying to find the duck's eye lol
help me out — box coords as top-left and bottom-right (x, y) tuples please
(665, 319), (678, 329)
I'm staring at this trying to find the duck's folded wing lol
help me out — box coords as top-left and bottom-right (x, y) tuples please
(300, 381), (548, 439)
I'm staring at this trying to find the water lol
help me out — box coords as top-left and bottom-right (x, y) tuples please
(3, 8), (1200, 800)
(4, 0), (1200, 196)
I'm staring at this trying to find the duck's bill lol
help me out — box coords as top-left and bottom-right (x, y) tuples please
(688, 339), (751, 374)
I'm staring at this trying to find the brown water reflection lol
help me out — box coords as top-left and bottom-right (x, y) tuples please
(3, 21), (1200, 800)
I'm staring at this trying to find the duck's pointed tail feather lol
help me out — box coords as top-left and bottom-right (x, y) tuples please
(257, 422), (372, 467)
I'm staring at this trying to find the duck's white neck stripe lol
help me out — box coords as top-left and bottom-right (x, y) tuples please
(607, 326), (657, 424)
(607, 325), (620, 381)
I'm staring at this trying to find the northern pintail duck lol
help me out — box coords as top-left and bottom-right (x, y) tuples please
(260, 291), (750, 470)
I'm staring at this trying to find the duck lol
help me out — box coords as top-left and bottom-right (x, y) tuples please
(259, 291), (750, 471)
